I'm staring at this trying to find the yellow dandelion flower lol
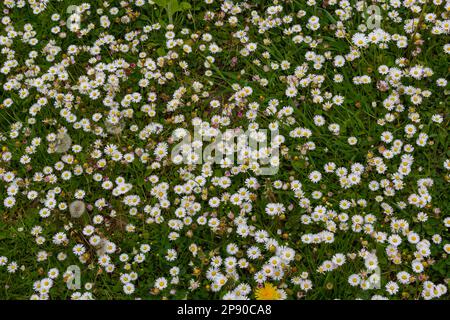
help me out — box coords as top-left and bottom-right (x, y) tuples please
(254, 283), (281, 300)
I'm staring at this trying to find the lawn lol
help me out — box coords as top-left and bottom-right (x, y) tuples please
(0, 0), (448, 300)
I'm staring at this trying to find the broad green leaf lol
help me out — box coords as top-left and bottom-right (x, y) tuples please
(153, 0), (167, 7)
(167, 0), (179, 16)
(156, 47), (166, 56)
(179, 2), (191, 10)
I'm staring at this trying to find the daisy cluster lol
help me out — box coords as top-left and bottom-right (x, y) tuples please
(0, 0), (448, 300)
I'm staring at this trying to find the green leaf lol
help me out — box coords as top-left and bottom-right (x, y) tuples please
(317, 7), (337, 24)
(153, 0), (167, 7)
(136, 176), (145, 186)
(179, 2), (191, 10)
(156, 47), (166, 56)
(167, 0), (179, 16)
